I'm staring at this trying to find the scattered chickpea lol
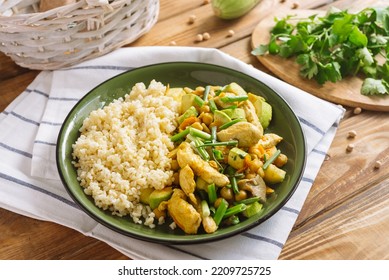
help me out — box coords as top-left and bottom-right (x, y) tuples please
(347, 130), (357, 139)
(203, 0), (210, 4)
(201, 123), (211, 133)
(220, 187), (234, 200)
(191, 122), (203, 131)
(169, 40), (177, 46)
(195, 33), (204, 42)
(214, 197), (223, 208)
(346, 143), (355, 152)
(200, 105), (210, 113)
(227, 29), (235, 37)
(374, 160), (382, 169)
(202, 32), (211, 40)
(353, 107), (362, 114)
(201, 112), (213, 126)
(235, 190), (248, 202)
(171, 159), (179, 171)
(291, 2), (299, 9)
(188, 14), (197, 24)
(173, 172), (179, 185)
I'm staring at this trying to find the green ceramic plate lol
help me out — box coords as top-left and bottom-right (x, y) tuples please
(57, 62), (306, 244)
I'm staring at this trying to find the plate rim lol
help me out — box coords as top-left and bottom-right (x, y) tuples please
(56, 61), (307, 244)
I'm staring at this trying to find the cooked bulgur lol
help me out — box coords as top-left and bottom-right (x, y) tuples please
(72, 80), (179, 227)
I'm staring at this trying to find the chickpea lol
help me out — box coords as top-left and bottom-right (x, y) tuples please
(249, 158), (263, 173)
(201, 123), (211, 133)
(235, 190), (247, 201)
(195, 34), (204, 42)
(202, 32), (211, 40)
(191, 122), (203, 130)
(173, 172), (179, 185)
(274, 153), (288, 167)
(220, 187), (234, 200)
(188, 14), (196, 24)
(227, 29), (235, 37)
(257, 167), (265, 178)
(200, 105), (210, 113)
(201, 112), (213, 126)
(245, 172), (256, 179)
(195, 86), (205, 93)
(170, 159), (179, 171)
(214, 197), (223, 208)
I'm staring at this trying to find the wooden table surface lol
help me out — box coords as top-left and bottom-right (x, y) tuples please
(1, 0), (388, 260)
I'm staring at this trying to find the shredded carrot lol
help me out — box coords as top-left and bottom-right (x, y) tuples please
(179, 116), (199, 130)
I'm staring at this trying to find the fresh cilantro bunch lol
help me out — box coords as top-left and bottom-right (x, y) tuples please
(252, 7), (389, 95)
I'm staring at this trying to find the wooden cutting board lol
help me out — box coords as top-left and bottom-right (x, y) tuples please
(251, 9), (389, 111)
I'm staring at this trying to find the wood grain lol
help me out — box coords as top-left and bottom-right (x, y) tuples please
(280, 176), (389, 259)
(251, 5), (389, 111)
(1, 0), (388, 260)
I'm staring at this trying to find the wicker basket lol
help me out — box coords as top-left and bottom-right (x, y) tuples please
(0, 0), (159, 70)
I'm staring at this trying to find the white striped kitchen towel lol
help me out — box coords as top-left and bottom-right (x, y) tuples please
(0, 47), (344, 259)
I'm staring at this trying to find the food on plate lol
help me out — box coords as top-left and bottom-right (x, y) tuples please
(252, 7), (389, 96)
(72, 80), (288, 234)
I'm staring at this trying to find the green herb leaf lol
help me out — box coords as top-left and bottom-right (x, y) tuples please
(252, 7), (389, 96)
(251, 44), (269, 56)
(361, 78), (389, 95)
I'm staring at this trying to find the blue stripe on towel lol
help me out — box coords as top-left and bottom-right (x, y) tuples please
(0, 142), (33, 158)
(298, 117), (326, 136)
(241, 232), (284, 249)
(34, 140), (56, 147)
(0, 172), (78, 209)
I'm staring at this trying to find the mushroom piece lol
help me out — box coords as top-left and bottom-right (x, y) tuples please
(238, 175), (267, 203)
(217, 121), (262, 148)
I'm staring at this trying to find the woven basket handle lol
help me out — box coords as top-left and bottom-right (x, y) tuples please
(86, 0), (111, 7)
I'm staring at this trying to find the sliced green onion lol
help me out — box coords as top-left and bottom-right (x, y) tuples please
(201, 200), (210, 217)
(219, 118), (244, 130)
(233, 196), (260, 205)
(220, 96), (248, 103)
(213, 198), (228, 226)
(211, 126), (217, 142)
(212, 149), (224, 161)
(194, 95), (205, 107)
(215, 89), (222, 96)
(226, 215), (240, 225)
(223, 203), (247, 218)
(215, 85), (226, 96)
(263, 149), (281, 170)
(194, 139), (210, 161)
(207, 183), (217, 205)
(170, 128), (189, 142)
(198, 140), (238, 147)
(203, 85), (211, 101)
(189, 127), (211, 140)
(209, 99), (218, 113)
(223, 105), (237, 110)
(230, 176), (239, 194)
(186, 134), (198, 143)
